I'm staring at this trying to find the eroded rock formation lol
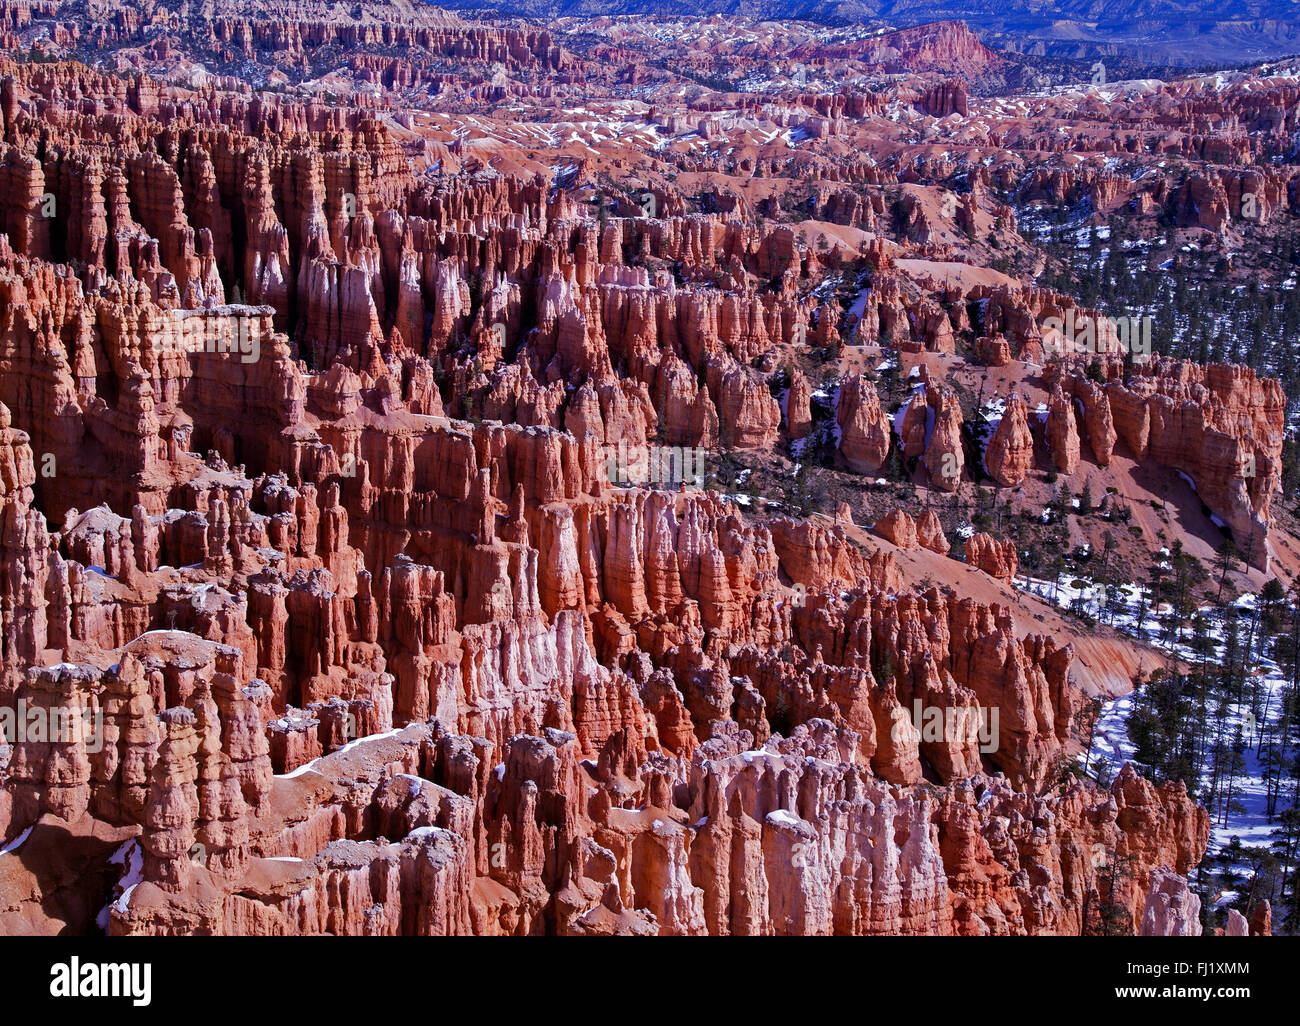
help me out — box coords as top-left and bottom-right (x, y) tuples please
(0, 4), (1241, 938)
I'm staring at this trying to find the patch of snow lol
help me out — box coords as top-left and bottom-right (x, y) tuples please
(0, 825), (33, 855)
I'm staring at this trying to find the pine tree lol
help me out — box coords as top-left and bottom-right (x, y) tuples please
(1214, 540), (1239, 605)
(1218, 728), (1250, 830)
(1088, 849), (1138, 936)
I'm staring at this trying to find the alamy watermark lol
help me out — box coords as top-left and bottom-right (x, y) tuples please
(50, 958), (150, 1006)
(193, 315), (261, 364)
(604, 442), (706, 488)
(1041, 309), (1152, 361)
(1, 700), (104, 753)
(166, 308), (262, 364)
(890, 700), (999, 754)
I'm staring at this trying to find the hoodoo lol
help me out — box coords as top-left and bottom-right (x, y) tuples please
(0, 0), (1292, 947)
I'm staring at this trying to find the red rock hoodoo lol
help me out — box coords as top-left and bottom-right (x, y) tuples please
(1, 0), (1270, 939)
